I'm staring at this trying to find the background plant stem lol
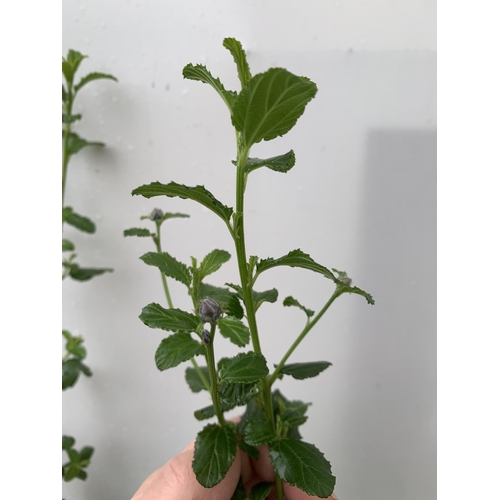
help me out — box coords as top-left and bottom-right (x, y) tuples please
(62, 86), (73, 208)
(205, 323), (225, 425)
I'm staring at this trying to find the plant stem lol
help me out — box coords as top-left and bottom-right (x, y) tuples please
(154, 221), (174, 308)
(62, 87), (73, 208)
(205, 323), (225, 425)
(191, 357), (211, 392)
(269, 288), (342, 386)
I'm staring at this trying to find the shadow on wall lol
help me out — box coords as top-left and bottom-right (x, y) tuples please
(341, 129), (437, 500)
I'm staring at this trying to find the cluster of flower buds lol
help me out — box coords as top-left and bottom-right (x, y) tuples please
(198, 297), (222, 324)
(150, 208), (164, 221)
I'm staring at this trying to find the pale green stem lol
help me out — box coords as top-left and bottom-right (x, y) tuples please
(205, 323), (225, 425)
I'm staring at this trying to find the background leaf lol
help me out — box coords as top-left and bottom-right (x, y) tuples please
(283, 295), (315, 318)
(63, 209), (96, 234)
(219, 352), (269, 384)
(68, 264), (112, 281)
(268, 438), (336, 498)
(217, 317), (250, 347)
(198, 283), (244, 319)
(132, 182), (233, 224)
(139, 303), (200, 333)
(62, 239), (75, 251)
(199, 249), (231, 280)
(232, 68), (317, 147)
(140, 251), (191, 287)
(222, 37), (252, 88)
(155, 333), (203, 370)
(244, 419), (275, 446)
(65, 132), (104, 156)
(279, 361), (332, 380)
(62, 113), (82, 123)
(62, 359), (92, 389)
(124, 228), (152, 237)
(74, 72), (118, 92)
(250, 482), (273, 500)
(185, 366), (210, 393)
(193, 424), (238, 487)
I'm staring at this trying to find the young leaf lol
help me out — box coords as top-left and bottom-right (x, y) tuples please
(140, 251), (191, 287)
(283, 295), (315, 318)
(161, 212), (190, 222)
(250, 482), (273, 500)
(268, 439), (336, 498)
(185, 366), (210, 393)
(193, 424), (238, 488)
(62, 49), (87, 83)
(198, 283), (244, 319)
(231, 478), (247, 500)
(124, 228), (152, 237)
(272, 390), (310, 428)
(68, 264), (112, 281)
(244, 419), (275, 446)
(217, 317), (250, 347)
(279, 361), (332, 380)
(219, 352), (269, 384)
(74, 72), (118, 93)
(78, 446), (94, 462)
(231, 68), (317, 147)
(194, 405), (217, 421)
(155, 333), (203, 370)
(62, 113), (82, 123)
(66, 132), (105, 156)
(139, 303), (200, 333)
(62, 358), (92, 389)
(332, 269), (375, 305)
(256, 249), (335, 281)
(62, 239), (75, 251)
(132, 182), (233, 225)
(63, 209), (96, 234)
(218, 381), (256, 406)
(62, 435), (75, 450)
(253, 288), (278, 310)
(183, 63), (237, 110)
(199, 249), (231, 280)
(243, 150), (296, 175)
(222, 37), (252, 88)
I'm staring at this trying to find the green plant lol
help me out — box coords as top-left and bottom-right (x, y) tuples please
(62, 49), (117, 484)
(131, 38), (373, 499)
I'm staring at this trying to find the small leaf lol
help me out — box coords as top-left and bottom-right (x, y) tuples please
(253, 288), (278, 310)
(66, 131), (105, 156)
(222, 37), (252, 88)
(140, 251), (191, 287)
(62, 359), (92, 389)
(132, 182), (233, 225)
(62, 435), (75, 450)
(218, 317), (250, 347)
(273, 391), (310, 428)
(194, 405), (217, 421)
(244, 419), (275, 446)
(238, 440), (260, 460)
(198, 283), (244, 319)
(62, 49), (87, 83)
(185, 366), (210, 393)
(237, 398), (266, 436)
(124, 227), (152, 237)
(232, 68), (317, 147)
(243, 150), (296, 175)
(63, 209), (96, 234)
(219, 352), (269, 384)
(155, 333), (203, 370)
(283, 295), (315, 318)
(218, 381), (256, 406)
(256, 249), (335, 281)
(74, 72), (118, 92)
(68, 264), (112, 281)
(268, 438), (336, 498)
(199, 249), (231, 280)
(62, 113), (82, 123)
(139, 303), (200, 333)
(79, 446), (94, 461)
(279, 361), (332, 380)
(62, 239), (75, 252)
(62, 85), (68, 102)
(183, 63), (236, 109)
(250, 482), (273, 500)
(231, 478), (247, 500)
(193, 424), (238, 487)
(332, 269), (375, 305)
(62, 464), (81, 482)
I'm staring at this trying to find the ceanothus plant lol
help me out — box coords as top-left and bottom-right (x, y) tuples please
(130, 38), (374, 500)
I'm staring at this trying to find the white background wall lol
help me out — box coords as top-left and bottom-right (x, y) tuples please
(62, 1), (436, 499)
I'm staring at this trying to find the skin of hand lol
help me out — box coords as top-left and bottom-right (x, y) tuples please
(131, 440), (338, 500)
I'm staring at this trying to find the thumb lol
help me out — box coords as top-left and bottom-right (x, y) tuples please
(132, 441), (241, 500)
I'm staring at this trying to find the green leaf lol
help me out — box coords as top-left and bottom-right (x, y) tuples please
(62, 85), (68, 102)
(219, 352), (269, 384)
(273, 391), (310, 428)
(62, 113), (82, 123)
(218, 381), (256, 406)
(124, 227), (152, 237)
(194, 405), (217, 421)
(62, 49), (87, 83)
(199, 249), (231, 280)
(79, 446), (94, 461)
(155, 333), (203, 370)
(283, 295), (315, 318)
(250, 482), (273, 500)
(198, 283), (244, 319)
(62, 435), (75, 450)
(62, 239), (75, 251)
(140, 251), (191, 287)
(185, 366), (210, 393)
(139, 303), (200, 332)
(140, 212), (190, 222)
(253, 288), (278, 310)
(332, 269), (375, 305)
(66, 132), (105, 156)
(231, 478), (247, 500)
(62, 463), (81, 482)
(279, 361), (332, 380)
(193, 424), (238, 488)
(74, 72), (118, 93)
(232, 68), (317, 147)
(256, 249), (335, 281)
(63, 330), (87, 360)
(132, 182), (233, 225)
(63, 208), (96, 233)
(222, 37), (252, 88)
(217, 317), (250, 347)
(183, 63), (236, 109)
(238, 440), (260, 460)
(268, 439), (336, 498)
(62, 359), (92, 389)
(237, 398), (266, 436)
(243, 150), (296, 175)
(244, 419), (275, 446)
(68, 264), (112, 281)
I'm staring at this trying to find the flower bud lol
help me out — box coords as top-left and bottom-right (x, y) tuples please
(198, 297), (222, 323)
(202, 329), (210, 345)
(150, 208), (164, 221)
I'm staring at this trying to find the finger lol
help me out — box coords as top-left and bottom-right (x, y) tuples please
(282, 482), (338, 500)
(250, 445), (276, 483)
(131, 446), (242, 500)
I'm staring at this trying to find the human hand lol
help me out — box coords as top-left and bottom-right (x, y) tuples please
(131, 439), (338, 500)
